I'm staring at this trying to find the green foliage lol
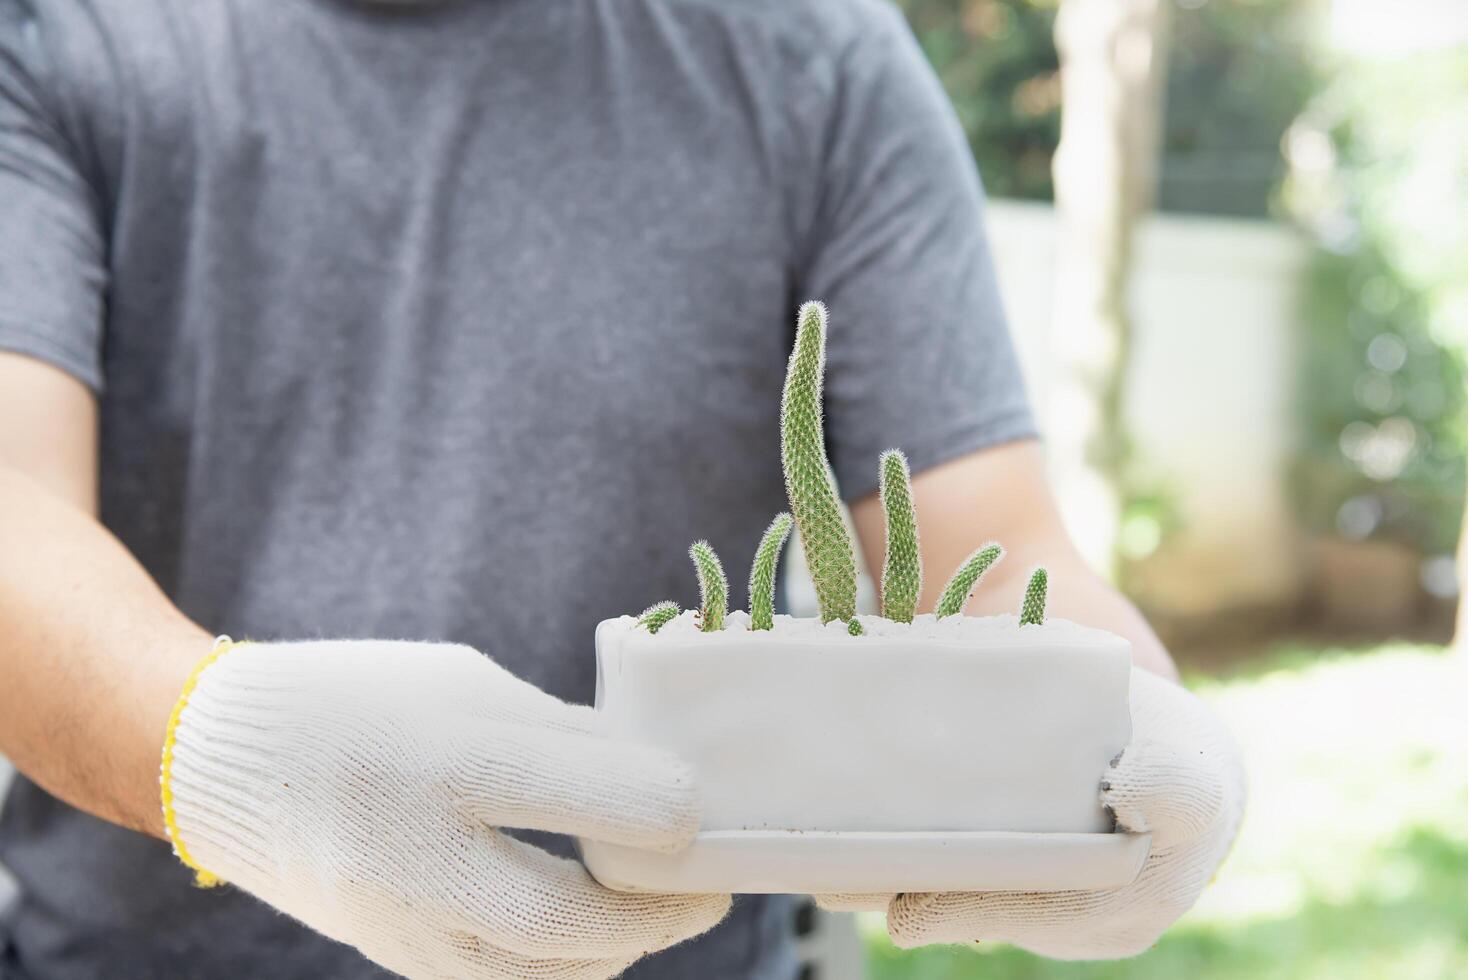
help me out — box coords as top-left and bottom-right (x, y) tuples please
(878, 450), (922, 623)
(781, 302), (858, 623)
(688, 540), (728, 632)
(1290, 245), (1467, 553)
(848, 618), (865, 636)
(635, 600), (680, 634)
(748, 513), (793, 631)
(1019, 567), (1047, 626)
(898, 0), (1061, 201)
(1157, 0), (1318, 217)
(934, 544), (1004, 619)
(1287, 48), (1468, 556)
(894, 0), (1315, 215)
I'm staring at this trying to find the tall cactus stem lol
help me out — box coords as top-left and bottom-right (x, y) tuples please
(1020, 567), (1048, 626)
(781, 301), (858, 623)
(934, 543), (1005, 619)
(748, 512), (793, 631)
(878, 449), (922, 623)
(689, 540), (728, 632)
(636, 601), (680, 634)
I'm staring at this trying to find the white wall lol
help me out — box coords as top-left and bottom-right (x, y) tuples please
(986, 200), (1308, 616)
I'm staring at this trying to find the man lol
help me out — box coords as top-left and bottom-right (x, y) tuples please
(0, 0), (1243, 977)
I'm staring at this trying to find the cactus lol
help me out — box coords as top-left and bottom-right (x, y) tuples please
(636, 600), (680, 634)
(847, 617), (864, 636)
(878, 449), (921, 623)
(781, 301), (858, 623)
(689, 540), (728, 632)
(1019, 567), (1048, 626)
(934, 543), (1004, 618)
(748, 512), (793, 631)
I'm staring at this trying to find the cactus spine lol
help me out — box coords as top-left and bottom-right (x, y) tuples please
(781, 301), (857, 623)
(748, 512), (793, 631)
(636, 600), (680, 634)
(934, 543), (1004, 618)
(1020, 567), (1048, 626)
(689, 540), (728, 632)
(878, 449), (921, 623)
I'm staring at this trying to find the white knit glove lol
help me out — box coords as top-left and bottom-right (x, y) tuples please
(820, 669), (1244, 959)
(161, 639), (730, 979)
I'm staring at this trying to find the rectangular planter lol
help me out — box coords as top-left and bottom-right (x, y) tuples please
(579, 615), (1150, 894)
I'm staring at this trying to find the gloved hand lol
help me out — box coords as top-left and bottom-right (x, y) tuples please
(161, 639), (730, 979)
(820, 668), (1244, 960)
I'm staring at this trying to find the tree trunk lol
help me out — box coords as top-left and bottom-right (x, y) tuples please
(1049, 0), (1170, 577)
(1454, 480), (1468, 648)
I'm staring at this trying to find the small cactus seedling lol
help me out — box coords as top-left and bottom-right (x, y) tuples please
(878, 449), (921, 623)
(934, 544), (1004, 618)
(636, 600), (680, 634)
(1019, 567), (1048, 626)
(781, 302), (858, 623)
(847, 618), (864, 636)
(749, 512), (793, 631)
(689, 540), (728, 632)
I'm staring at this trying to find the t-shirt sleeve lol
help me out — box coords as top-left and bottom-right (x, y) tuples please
(799, 5), (1036, 502)
(0, 4), (106, 392)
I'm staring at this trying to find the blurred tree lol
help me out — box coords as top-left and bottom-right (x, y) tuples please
(899, 0), (1062, 200)
(1282, 46), (1468, 635)
(895, 0), (1314, 215)
(1158, 0), (1318, 217)
(1048, 0), (1170, 574)
(1290, 244), (1466, 566)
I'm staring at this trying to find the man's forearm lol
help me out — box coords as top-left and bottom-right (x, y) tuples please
(0, 466), (210, 836)
(851, 443), (1179, 681)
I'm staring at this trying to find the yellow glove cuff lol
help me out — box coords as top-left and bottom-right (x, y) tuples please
(159, 635), (245, 887)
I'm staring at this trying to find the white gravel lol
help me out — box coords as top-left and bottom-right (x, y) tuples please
(622, 609), (1118, 646)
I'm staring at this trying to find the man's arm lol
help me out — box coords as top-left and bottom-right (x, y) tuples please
(850, 439), (1178, 680)
(0, 352), (731, 975)
(0, 352), (210, 836)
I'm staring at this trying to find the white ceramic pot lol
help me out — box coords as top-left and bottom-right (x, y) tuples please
(578, 614), (1151, 894)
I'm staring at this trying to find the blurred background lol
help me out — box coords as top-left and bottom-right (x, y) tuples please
(790, 0), (1468, 976)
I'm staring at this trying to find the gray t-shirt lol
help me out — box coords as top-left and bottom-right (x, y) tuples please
(0, 0), (1034, 976)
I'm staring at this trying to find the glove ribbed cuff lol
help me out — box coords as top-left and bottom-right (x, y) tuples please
(160, 635), (248, 886)
(160, 637), (300, 890)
